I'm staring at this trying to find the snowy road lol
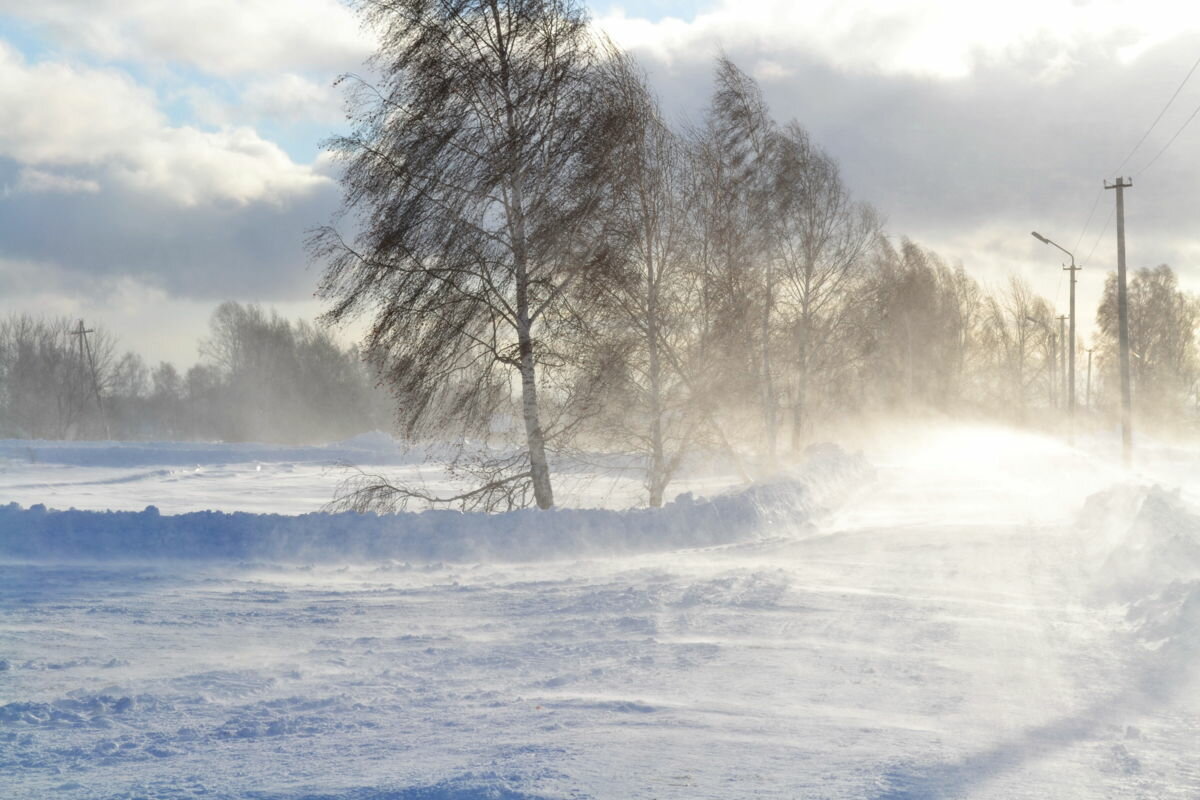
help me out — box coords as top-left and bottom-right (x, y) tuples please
(2, 427), (1199, 799)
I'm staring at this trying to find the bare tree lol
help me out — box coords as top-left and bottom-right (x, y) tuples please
(979, 276), (1052, 421)
(857, 238), (980, 412)
(576, 58), (705, 506)
(1097, 264), (1199, 425)
(773, 121), (880, 448)
(708, 57), (782, 464)
(311, 0), (635, 509)
(0, 315), (114, 439)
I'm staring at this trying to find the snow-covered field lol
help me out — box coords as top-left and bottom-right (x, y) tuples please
(2, 425), (1200, 799)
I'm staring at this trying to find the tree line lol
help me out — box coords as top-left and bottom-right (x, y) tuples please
(0, 302), (390, 443)
(313, 0), (1200, 511)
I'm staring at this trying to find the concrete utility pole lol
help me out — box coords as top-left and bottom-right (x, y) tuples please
(1085, 348), (1094, 409)
(1049, 329), (1058, 409)
(1031, 232), (1080, 425)
(1057, 314), (1068, 409)
(1105, 177), (1133, 466)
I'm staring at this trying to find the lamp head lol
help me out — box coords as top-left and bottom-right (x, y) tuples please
(1031, 231), (1049, 244)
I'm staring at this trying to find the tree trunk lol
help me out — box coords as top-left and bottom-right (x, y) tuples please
(646, 244), (667, 508)
(517, 325), (554, 509)
(509, 171), (553, 509)
(761, 266), (777, 467)
(791, 321), (809, 453)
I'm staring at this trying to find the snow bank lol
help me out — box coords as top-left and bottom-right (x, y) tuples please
(1085, 487), (1200, 600)
(1080, 485), (1200, 660)
(0, 445), (869, 565)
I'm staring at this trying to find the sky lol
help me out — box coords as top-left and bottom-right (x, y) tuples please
(2, 0), (1200, 366)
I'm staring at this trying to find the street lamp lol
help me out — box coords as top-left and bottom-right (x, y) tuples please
(1031, 232), (1080, 431)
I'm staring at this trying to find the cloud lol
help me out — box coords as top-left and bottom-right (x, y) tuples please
(597, 0), (1200, 80)
(242, 73), (345, 124)
(0, 42), (331, 207)
(110, 126), (330, 207)
(0, 43), (162, 166)
(0, 4), (363, 362)
(9, 167), (101, 195)
(0, 155), (339, 300)
(0, 39), (342, 307)
(0, 0), (372, 79)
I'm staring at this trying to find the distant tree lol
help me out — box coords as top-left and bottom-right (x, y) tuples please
(107, 351), (150, 438)
(858, 239), (978, 412)
(1097, 265), (1199, 423)
(0, 306), (387, 445)
(312, 0), (636, 509)
(979, 276), (1053, 420)
(200, 302), (300, 440)
(184, 363), (223, 440)
(194, 302), (388, 444)
(149, 362), (185, 439)
(0, 315), (113, 439)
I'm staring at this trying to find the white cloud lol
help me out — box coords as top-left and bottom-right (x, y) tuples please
(0, 43), (162, 166)
(243, 73), (344, 124)
(752, 59), (793, 81)
(11, 168), (101, 195)
(0, 43), (330, 206)
(174, 86), (237, 128)
(596, 0), (1200, 79)
(111, 126), (330, 207)
(0, 0), (373, 78)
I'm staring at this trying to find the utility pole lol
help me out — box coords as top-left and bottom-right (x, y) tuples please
(1105, 177), (1133, 466)
(1049, 329), (1058, 409)
(69, 319), (109, 439)
(1057, 314), (1068, 411)
(1085, 348), (1093, 409)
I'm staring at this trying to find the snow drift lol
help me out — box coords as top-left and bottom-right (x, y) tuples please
(1080, 485), (1200, 661)
(0, 444), (869, 565)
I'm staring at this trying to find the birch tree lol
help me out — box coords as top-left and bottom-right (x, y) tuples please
(1097, 265), (1199, 420)
(311, 0), (634, 509)
(581, 59), (702, 506)
(709, 58), (781, 464)
(774, 122), (879, 448)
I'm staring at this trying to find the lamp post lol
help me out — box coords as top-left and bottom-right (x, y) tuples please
(1031, 232), (1080, 431)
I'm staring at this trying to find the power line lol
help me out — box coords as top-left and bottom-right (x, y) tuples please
(1137, 97), (1200, 175)
(1081, 206), (1115, 268)
(1072, 186), (1104, 253)
(1112, 49), (1200, 175)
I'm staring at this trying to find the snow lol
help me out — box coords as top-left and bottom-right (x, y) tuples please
(2, 425), (1200, 798)
(0, 435), (746, 515)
